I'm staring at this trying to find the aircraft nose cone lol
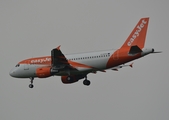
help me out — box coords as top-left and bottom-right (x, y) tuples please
(9, 68), (16, 77)
(9, 70), (14, 77)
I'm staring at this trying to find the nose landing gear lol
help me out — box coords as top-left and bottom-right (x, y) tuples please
(29, 77), (34, 88)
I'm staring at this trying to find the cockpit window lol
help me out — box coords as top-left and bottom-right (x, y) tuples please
(15, 64), (20, 67)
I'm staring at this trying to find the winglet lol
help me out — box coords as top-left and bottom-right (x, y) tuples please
(56, 45), (61, 50)
(129, 63), (133, 68)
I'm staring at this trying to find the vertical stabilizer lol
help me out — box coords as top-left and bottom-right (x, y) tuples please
(120, 18), (149, 49)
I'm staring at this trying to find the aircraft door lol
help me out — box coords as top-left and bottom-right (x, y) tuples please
(24, 60), (29, 70)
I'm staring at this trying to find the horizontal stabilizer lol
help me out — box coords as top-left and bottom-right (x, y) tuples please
(152, 51), (162, 54)
(129, 45), (142, 55)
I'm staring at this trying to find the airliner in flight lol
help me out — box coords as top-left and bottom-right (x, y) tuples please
(9, 18), (161, 88)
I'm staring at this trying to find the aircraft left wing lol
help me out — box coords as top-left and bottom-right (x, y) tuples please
(51, 46), (74, 72)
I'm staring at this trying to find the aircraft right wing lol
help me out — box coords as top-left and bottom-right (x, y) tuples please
(111, 63), (133, 71)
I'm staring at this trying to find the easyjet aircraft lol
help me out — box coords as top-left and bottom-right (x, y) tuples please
(9, 18), (161, 88)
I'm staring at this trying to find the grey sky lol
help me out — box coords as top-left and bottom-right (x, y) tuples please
(0, 0), (168, 120)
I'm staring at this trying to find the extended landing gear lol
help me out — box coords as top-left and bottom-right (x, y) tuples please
(83, 77), (91, 86)
(29, 84), (34, 88)
(83, 80), (90, 86)
(29, 77), (34, 88)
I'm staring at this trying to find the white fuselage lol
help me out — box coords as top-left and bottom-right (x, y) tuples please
(9, 47), (154, 79)
(9, 49), (116, 78)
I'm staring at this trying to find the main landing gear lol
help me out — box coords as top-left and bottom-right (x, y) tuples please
(83, 76), (91, 86)
(28, 76), (91, 88)
(29, 77), (34, 88)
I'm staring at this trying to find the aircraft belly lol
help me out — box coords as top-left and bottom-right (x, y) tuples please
(56, 58), (109, 76)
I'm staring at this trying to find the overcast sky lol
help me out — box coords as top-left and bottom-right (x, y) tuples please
(0, 0), (168, 120)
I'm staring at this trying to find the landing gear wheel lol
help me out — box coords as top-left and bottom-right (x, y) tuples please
(29, 77), (34, 88)
(83, 80), (91, 86)
(29, 84), (34, 88)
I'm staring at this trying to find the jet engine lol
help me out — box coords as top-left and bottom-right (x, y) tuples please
(61, 75), (85, 84)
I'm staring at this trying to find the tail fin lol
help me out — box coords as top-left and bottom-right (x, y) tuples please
(120, 18), (149, 49)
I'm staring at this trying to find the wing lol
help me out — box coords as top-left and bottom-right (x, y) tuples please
(51, 46), (106, 74)
(111, 63), (133, 71)
(51, 46), (74, 72)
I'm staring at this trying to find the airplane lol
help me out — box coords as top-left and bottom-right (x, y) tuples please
(9, 17), (161, 88)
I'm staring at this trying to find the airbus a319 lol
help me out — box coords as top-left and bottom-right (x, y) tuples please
(9, 18), (161, 88)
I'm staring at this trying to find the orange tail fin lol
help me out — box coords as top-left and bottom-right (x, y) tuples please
(120, 18), (149, 49)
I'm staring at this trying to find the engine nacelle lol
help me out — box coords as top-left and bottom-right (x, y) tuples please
(36, 67), (52, 78)
(61, 75), (85, 84)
